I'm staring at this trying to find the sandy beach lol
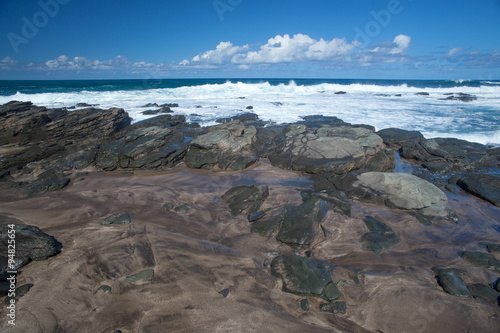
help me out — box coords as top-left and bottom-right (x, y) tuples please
(1, 159), (499, 333)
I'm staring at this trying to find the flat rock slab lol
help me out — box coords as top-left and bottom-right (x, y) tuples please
(457, 174), (500, 207)
(221, 185), (269, 216)
(271, 255), (338, 300)
(125, 269), (154, 284)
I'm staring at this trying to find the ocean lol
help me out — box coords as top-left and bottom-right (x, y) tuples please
(1, 78), (499, 146)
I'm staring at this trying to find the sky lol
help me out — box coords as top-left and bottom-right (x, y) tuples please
(0, 0), (499, 80)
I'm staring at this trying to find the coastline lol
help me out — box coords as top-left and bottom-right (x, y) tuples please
(0, 101), (499, 332)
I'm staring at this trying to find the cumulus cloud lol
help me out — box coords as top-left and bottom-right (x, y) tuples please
(181, 41), (250, 66)
(180, 33), (411, 69)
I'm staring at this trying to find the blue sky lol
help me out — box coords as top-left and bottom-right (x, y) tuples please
(1, 0), (499, 80)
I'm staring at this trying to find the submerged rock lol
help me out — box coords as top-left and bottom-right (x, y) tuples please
(361, 216), (399, 253)
(433, 267), (471, 297)
(271, 255), (338, 299)
(319, 301), (347, 314)
(101, 212), (132, 225)
(457, 174), (500, 207)
(125, 269), (154, 284)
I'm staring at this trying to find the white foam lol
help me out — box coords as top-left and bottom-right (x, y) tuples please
(1, 81), (499, 145)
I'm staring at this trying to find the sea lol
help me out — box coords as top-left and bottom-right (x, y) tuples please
(1, 78), (499, 146)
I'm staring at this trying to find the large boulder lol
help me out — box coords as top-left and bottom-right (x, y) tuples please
(376, 128), (424, 150)
(432, 267), (471, 297)
(336, 172), (455, 224)
(255, 121), (395, 175)
(457, 174), (500, 207)
(185, 121), (258, 171)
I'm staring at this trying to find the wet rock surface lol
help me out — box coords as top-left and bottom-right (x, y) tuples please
(433, 267), (471, 298)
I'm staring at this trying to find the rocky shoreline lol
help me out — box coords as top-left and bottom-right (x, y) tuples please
(0, 101), (499, 332)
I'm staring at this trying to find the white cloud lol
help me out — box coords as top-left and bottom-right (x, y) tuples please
(233, 33), (359, 64)
(392, 34), (411, 54)
(447, 47), (466, 57)
(184, 41), (250, 65)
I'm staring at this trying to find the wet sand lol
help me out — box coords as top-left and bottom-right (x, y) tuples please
(1, 160), (499, 332)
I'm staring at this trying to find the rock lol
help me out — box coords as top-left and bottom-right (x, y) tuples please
(163, 203), (174, 211)
(174, 203), (191, 213)
(133, 114), (188, 129)
(361, 216), (399, 253)
(246, 106), (253, 110)
(340, 172), (454, 224)
(300, 299), (309, 311)
(101, 212), (132, 225)
(221, 185), (269, 216)
(142, 110), (159, 115)
(95, 285), (112, 293)
(457, 174), (500, 206)
(276, 195), (333, 246)
(255, 121), (393, 175)
(271, 255), (338, 299)
(376, 128), (424, 150)
(433, 267), (471, 297)
(461, 251), (500, 272)
(141, 103), (159, 108)
(319, 301), (347, 314)
(215, 113), (259, 125)
(4, 283), (34, 305)
(247, 211), (265, 222)
(487, 147), (500, 161)
(415, 92), (429, 96)
(438, 93), (477, 102)
(185, 122), (258, 171)
(96, 126), (189, 171)
(218, 288), (230, 297)
(334, 91), (347, 95)
(125, 269), (154, 284)
(400, 137), (496, 173)
(0, 224), (61, 261)
(468, 283), (499, 303)
(26, 176), (70, 197)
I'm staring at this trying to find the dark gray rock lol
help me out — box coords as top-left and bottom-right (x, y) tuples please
(4, 283), (33, 305)
(300, 299), (309, 311)
(400, 137), (497, 173)
(102, 212), (132, 225)
(438, 93), (477, 102)
(376, 128), (424, 150)
(433, 267), (470, 297)
(271, 255), (338, 299)
(216, 113), (259, 124)
(218, 288), (230, 297)
(468, 283), (499, 303)
(319, 301), (347, 314)
(0, 224), (61, 261)
(415, 92), (429, 96)
(457, 174), (500, 207)
(276, 195), (333, 246)
(221, 185), (269, 216)
(461, 251), (500, 272)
